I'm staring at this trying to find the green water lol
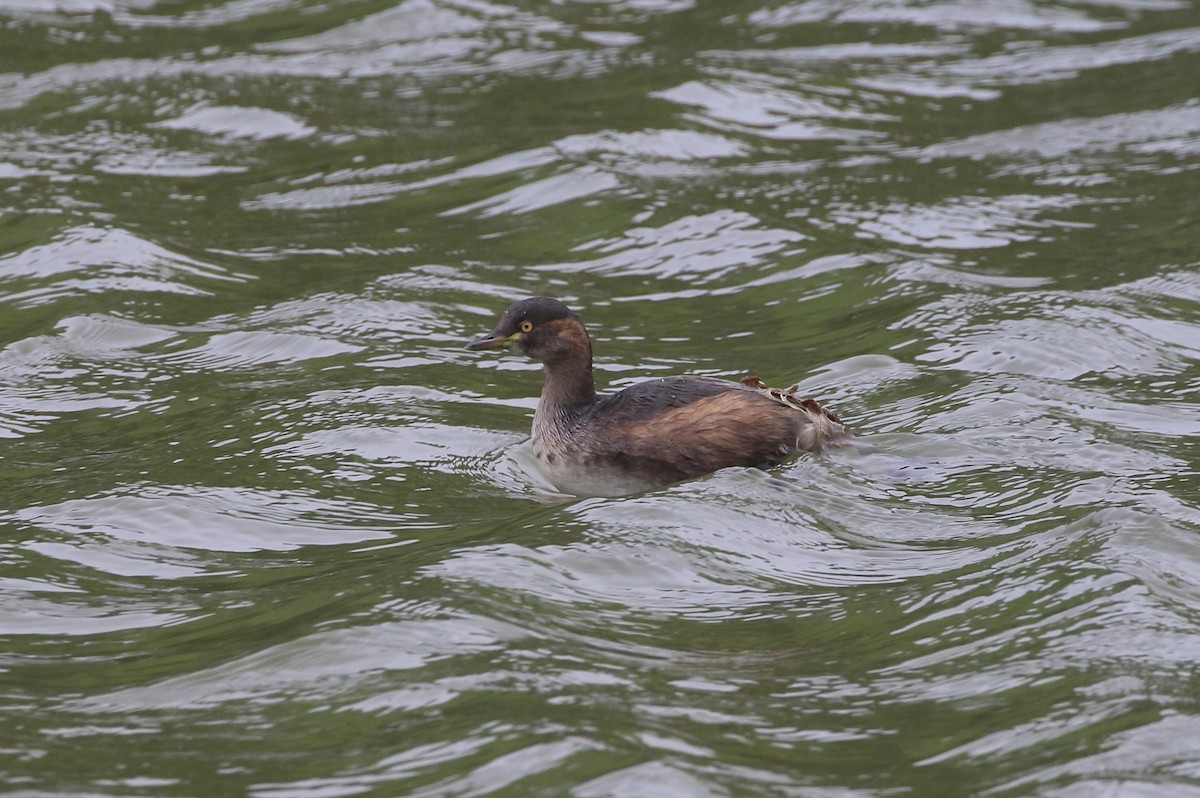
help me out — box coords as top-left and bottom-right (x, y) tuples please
(2, 1), (1200, 795)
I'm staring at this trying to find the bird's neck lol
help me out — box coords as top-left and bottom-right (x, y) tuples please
(539, 351), (597, 414)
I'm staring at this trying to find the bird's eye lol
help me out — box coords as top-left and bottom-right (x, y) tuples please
(519, 320), (534, 333)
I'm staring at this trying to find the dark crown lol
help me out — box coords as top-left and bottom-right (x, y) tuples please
(500, 297), (576, 331)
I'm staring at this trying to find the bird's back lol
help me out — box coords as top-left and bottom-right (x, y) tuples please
(537, 375), (849, 490)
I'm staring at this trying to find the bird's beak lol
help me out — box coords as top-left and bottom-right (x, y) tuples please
(466, 331), (513, 351)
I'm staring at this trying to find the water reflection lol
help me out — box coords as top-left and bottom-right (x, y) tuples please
(748, 1), (1131, 33)
(546, 210), (806, 282)
(0, 226), (245, 306)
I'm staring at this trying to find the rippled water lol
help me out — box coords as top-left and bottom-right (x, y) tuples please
(2, 0), (1200, 795)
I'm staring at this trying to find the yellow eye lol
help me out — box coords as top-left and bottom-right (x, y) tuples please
(519, 320), (534, 333)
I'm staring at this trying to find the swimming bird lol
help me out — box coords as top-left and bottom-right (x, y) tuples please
(467, 297), (850, 495)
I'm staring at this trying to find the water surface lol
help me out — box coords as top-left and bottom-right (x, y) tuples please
(2, 0), (1200, 795)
